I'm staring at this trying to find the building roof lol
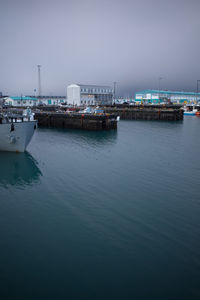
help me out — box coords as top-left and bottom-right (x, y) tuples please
(67, 84), (80, 88)
(77, 84), (112, 88)
(27, 95), (66, 99)
(10, 97), (38, 101)
(136, 90), (200, 96)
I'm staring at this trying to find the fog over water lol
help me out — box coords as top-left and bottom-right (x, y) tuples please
(0, 0), (200, 96)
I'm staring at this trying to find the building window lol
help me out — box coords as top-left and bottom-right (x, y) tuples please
(88, 100), (90, 104)
(81, 100), (83, 104)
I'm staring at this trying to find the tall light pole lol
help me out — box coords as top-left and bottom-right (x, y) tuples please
(113, 81), (117, 103)
(37, 65), (42, 101)
(158, 77), (163, 104)
(197, 80), (200, 103)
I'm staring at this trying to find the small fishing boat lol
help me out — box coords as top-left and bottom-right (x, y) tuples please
(0, 109), (37, 152)
(79, 106), (120, 121)
(183, 105), (197, 116)
(184, 111), (196, 115)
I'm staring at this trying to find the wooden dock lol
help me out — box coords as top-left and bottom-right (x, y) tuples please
(34, 112), (118, 130)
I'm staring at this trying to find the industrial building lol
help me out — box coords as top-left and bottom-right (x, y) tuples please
(4, 96), (38, 107)
(4, 96), (66, 107)
(67, 84), (113, 106)
(135, 90), (200, 104)
(36, 96), (66, 105)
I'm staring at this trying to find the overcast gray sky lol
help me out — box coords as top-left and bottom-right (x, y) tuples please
(0, 0), (200, 96)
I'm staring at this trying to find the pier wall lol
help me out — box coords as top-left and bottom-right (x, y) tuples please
(34, 104), (183, 121)
(34, 112), (117, 130)
(102, 105), (183, 121)
(4, 104), (184, 122)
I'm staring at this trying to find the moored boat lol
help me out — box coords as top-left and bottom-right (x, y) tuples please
(183, 105), (197, 116)
(184, 111), (196, 115)
(0, 110), (37, 152)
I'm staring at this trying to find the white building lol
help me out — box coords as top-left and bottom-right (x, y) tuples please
(135, 90), (200, 104)
(67, 84), (113, 106)
(4, 96), (67, 107)
(36, 96), (66, 106)
(4, 96), (38, 107)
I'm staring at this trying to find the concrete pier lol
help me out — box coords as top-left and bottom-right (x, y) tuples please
(102, 105), (183, 121)
(36, 104), (183, 121)
(34, 112), (117, 130)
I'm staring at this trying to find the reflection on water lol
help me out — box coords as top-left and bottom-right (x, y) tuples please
(0, 151), (42, 187)
(0, 120), (200, 299)
(34, 128), (118, 156)
(44, 127), (118, 146)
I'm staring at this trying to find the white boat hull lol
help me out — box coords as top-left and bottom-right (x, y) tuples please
(184, 111), (195, 115)
(0, 121), (37, 152)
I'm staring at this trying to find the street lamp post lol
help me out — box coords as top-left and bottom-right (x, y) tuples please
(197, 80), (200, 103)
(37, 65), (42, 104)
(158, 77), (163, 104)
(113, 82), (117, 104)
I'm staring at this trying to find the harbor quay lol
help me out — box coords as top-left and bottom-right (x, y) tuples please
(34, 112), (118, 130)
(101, 104), (184, 121)
(1, 104), (184, 134)
(33, 104), (184, 123)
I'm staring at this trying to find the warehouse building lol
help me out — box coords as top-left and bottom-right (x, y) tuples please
(36, 95), (66, 105)
(4, 96), (38, 107)
(4, 96), (66, 107)
(67, 84), (113, 106)
(135, 90), (200, 104)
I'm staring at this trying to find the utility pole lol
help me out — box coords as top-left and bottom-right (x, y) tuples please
(37, 65), (42, 103)
(113, 81), (117, 103)
(197, 80), (200, 103)
(158, 77), (163, 104)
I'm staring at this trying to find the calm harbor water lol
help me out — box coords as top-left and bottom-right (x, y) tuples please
(0, 117), (200, 299)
